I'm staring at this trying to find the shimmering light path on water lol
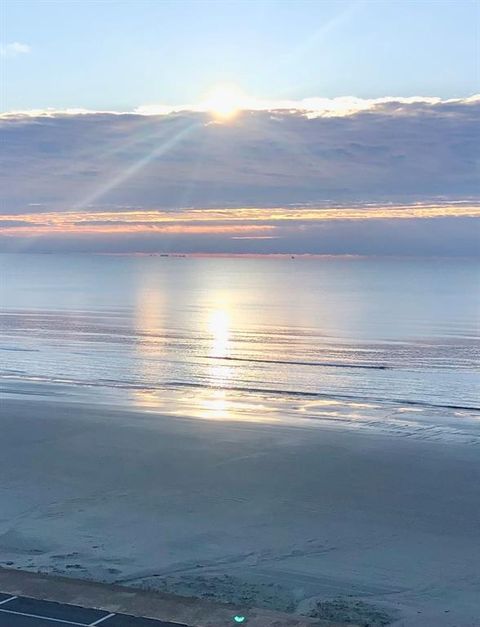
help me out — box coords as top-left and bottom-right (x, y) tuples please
(1, 254), (478, 426)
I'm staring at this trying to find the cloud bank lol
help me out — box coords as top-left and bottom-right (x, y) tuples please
(1, 96), (479, 255)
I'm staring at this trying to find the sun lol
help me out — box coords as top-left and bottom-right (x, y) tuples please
(204, 84), (246, 120)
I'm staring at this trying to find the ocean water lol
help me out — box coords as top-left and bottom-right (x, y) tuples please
(1, 254), (479, 432)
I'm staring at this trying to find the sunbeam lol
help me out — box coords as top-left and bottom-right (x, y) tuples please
(73, 120), (202, 212)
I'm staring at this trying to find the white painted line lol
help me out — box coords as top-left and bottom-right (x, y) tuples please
(88, 613), (116, 626)
(0, 606), (87, 626)
(0, 596), (17, 606)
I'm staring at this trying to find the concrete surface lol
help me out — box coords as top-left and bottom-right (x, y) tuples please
(0, 568), (351, 627)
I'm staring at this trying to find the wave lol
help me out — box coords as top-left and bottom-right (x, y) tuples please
(0, 346), (39, 352)
(2, 372), (479, 413)
(168, 380), (480, 412)
(203, 355), (389, 370)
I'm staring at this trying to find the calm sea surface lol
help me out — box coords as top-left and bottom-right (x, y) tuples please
(1, 254), (479, 430)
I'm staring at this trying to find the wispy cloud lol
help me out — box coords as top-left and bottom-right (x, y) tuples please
(1, 203), (478, 256)
(2, 203), (478, 234)
(0, 42), (31, 58)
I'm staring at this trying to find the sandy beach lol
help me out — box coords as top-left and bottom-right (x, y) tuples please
(0, 394), (479, 626)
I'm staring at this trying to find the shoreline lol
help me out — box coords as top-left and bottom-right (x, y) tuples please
(2, 379), (480, 445)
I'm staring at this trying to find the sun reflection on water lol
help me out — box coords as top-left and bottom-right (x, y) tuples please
(198, 304), (234, 420)
(128, 286), (282, 423)
(209, 308), (230, 358)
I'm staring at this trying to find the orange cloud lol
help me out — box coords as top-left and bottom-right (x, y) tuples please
(1, 203), (478, 238)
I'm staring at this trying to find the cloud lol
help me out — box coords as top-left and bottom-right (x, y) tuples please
(1, 217), (478, 256)
(3, 94), (479, 119)
(0, 219), (41, 228)
(134, 95), (480, 118)
(0, 42), (31, 58)
(0, 96), (478, 255)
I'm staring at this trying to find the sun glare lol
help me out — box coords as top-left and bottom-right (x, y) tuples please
(204, 84), (245, 120)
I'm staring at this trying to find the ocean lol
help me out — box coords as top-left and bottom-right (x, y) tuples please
(1, 254), (479, 434)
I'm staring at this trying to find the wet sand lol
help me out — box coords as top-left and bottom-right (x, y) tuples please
(0, 396), (479, 626)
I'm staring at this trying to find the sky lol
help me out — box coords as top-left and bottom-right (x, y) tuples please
(1, 0), (479, 255)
